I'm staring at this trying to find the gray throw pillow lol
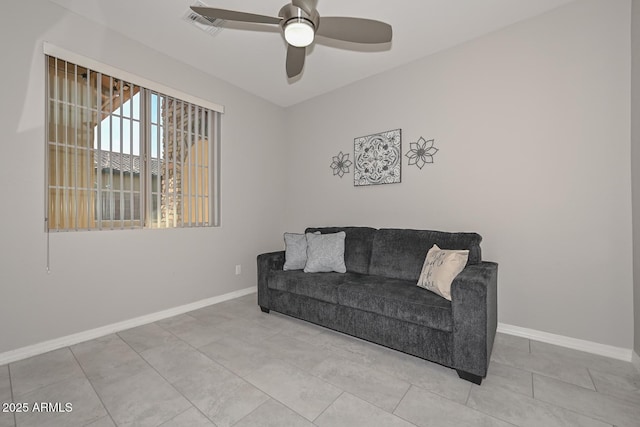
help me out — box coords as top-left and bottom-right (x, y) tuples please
(283, 232), (308, 270)
(304, 231), (347, 273)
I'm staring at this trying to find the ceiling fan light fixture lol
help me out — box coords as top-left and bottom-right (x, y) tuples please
(284, 18), (314, 47)
(191, 3), (392, 79)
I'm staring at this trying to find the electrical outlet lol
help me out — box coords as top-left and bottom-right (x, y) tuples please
(235, 264), (242, 275)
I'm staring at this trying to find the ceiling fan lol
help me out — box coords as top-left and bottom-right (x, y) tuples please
(191, 0), (393, 78)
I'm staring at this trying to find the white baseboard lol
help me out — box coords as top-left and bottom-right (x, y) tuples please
(0, 286), (257, 366)
(632, 351), (640, 374)
(497, 323), (632, 362)
(3, 296), (633, 367)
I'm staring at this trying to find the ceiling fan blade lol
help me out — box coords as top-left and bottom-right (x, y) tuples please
(190, 6), (281, 25)
(286, 44), (306, 78)
(317, 17), (392, 44)
(292, 0), (315, 16)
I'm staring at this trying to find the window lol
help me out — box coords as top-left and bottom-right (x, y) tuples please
(45, 51), (221, 231)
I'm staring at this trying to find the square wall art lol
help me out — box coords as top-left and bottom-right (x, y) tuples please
(354, 129), (402, 186)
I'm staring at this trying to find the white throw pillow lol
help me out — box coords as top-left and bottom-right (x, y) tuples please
(304, 231), (347, 273)
(417, 244), (469, 300)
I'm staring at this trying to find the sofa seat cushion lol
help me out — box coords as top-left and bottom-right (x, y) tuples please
(268, 271), (360, 304)
(338, 275), (453, 331)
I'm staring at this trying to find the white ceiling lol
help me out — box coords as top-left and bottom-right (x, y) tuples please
(50, 0), (575, 107)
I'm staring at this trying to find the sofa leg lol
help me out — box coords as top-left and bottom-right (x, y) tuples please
(456, 370), (483, 385)
(260, 306), (270, 314)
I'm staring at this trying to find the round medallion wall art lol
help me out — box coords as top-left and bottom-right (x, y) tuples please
(329, 129), (438, 183)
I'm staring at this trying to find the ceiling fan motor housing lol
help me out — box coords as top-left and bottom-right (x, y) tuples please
(279, 4), (320, 47)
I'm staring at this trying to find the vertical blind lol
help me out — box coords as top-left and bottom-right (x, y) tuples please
(45, 53), (221, 231)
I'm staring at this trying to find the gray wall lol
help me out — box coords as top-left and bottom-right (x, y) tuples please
(633, 0), (640, 357)
(283, 0), (634, 348)
(0, 0), (636, 357)
(0, 1), (287, 354)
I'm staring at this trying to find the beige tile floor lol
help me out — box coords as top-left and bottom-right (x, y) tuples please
(1, 293), (639, 426)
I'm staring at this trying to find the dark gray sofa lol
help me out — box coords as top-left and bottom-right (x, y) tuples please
(257, 226), (498, 384)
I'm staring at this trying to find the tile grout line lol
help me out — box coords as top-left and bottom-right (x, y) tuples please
(388, 392), (421, 427)
(450, 383), (520, 427)
(413, 383), (520, 427)
(268, 326), (455, 423)
(8, 348), (101, 410)
(391, 383), (412, 414)
(231, 367), (316, 424)
(121, 305), (323, 424)
(311, 390), (344, 424)
(7, 364), (16, 427)
(530, 372), (627, 427)
(227, 398), (271, 426)
(294, 328), (491, 416)
(530, 371), (534, 399)
(301, 364), (410, 416)
(464, 383), (472, 406)
(244, 355), (347, 409)
(156, 405), (205, 426)
(585, 367), (598, 392)
(189, 307), (357, 423)
(115, 331), (218, 426)
(29, 300), (634, 427)
(68, 346), (118, 427)
(493, 342), (610, 393)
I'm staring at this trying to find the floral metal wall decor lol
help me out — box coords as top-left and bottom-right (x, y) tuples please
(354, 129), (401, 186)
(330, 151), (352, 178)
(406, 137), (438, 169)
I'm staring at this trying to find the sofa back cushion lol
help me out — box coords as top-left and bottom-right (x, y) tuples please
(369, 229), (482, 282)
(305, 227), (377, 275)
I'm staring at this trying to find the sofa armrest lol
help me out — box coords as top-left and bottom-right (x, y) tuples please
(451, 261), (498, 378)
(257, 251), (285, 310)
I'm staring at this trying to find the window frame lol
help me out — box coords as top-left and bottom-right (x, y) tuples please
(44, 43), (222, 231)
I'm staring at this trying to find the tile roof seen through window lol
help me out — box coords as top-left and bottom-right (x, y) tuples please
(94, 151), (160, 176)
